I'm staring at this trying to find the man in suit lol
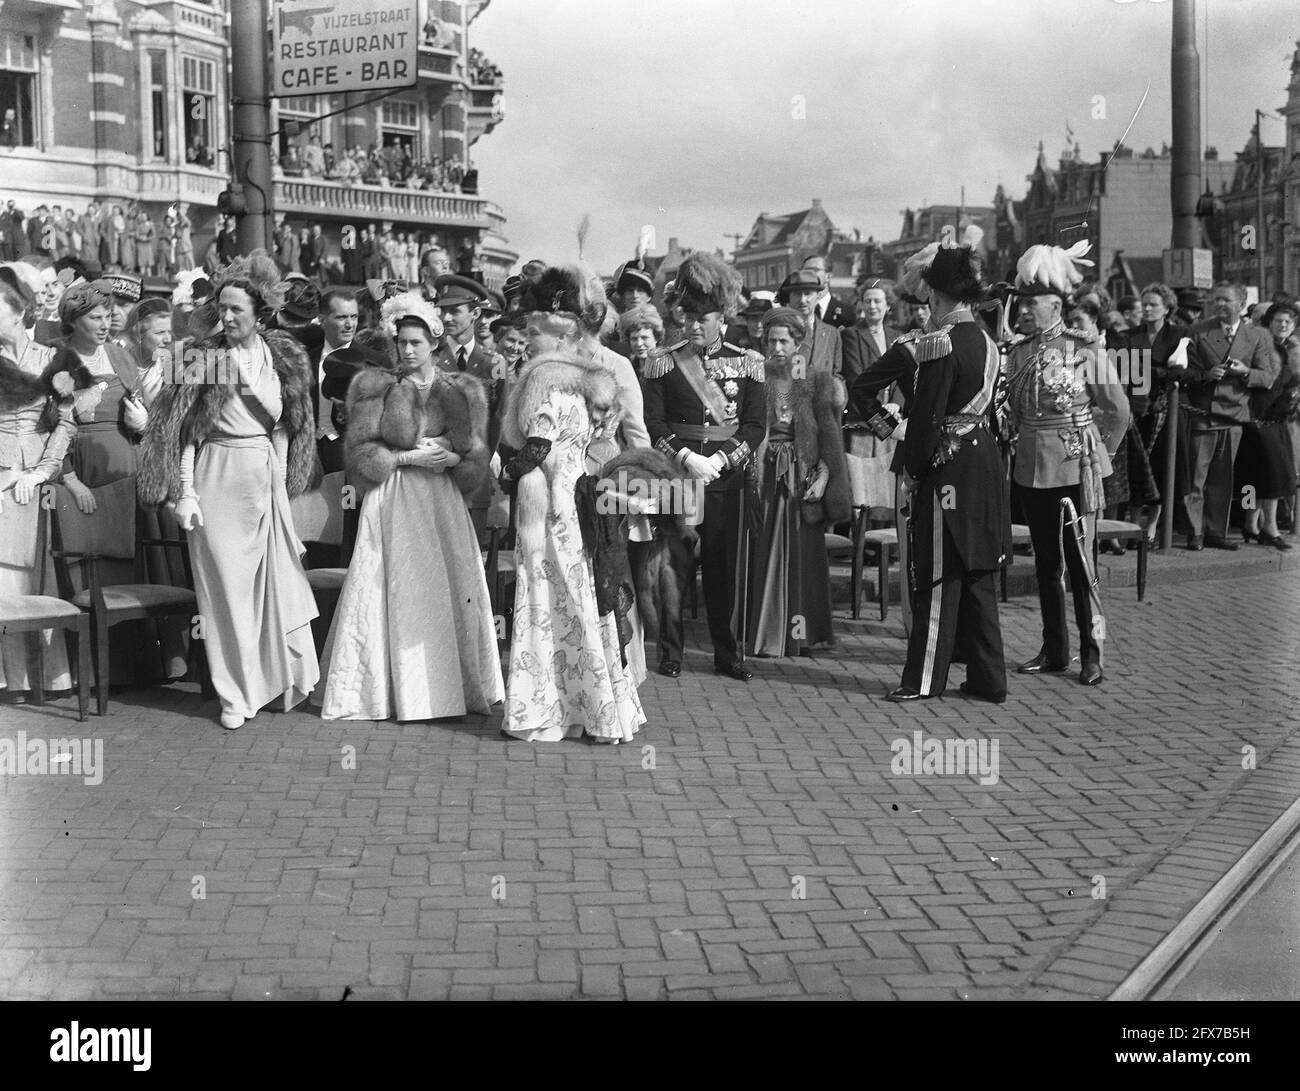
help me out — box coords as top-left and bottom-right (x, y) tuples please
(433, 273), (505, 543)
(800, 256), (852, 328)
(1183, 281), (1280, 550)
(642, 252), (766, 681)
(779, 268), (842, 386)
(842, 277), (903, 443)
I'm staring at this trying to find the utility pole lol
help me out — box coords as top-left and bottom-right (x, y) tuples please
(230, 0), (274, 254)
(1170, 0), (1200, 249)
(1256, 108), (1266, 295)
(724, 232), (745, 259)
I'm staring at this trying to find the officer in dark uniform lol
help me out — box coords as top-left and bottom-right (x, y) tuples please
(642, 252), (766, 681)
(858, 240), (1010, 702)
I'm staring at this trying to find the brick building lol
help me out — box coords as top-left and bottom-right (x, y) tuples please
(732, 199), (835, 291)
(0, 0), (515, 285)
(880, 202), (996, 278)
(1281, 41), (1300, 295)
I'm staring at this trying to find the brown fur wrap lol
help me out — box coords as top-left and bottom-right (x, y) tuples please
(137, 329), (319, 505)
(0, 349), (98, 429)
(757, 363), (852, 525)
(343, 366), (489, 496)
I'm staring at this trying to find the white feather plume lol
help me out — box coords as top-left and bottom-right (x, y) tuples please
(900, 241), (941, 303)
(1015, 242), (1094, 295)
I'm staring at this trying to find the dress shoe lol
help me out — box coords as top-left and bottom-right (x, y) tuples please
(1017, 653), (1069, 674)
(1079, 663), (1103, 686)
(1204, 537), (1238, 551)
(1260, 533), (1293, 552)
(1186, 535), (1204, 551)
(885, 686), (929, 702)
(658, 660), (681, 678)
(1242, 528), (1259, 544)
(219, 708), (245, 730)
(959, 682), (1007, 704)
(713, 661), (753, 682)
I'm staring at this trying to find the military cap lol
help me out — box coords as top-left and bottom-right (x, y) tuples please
(434, 273), (488, 310)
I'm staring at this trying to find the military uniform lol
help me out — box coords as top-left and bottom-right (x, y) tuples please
(892, 318), (1010, 697)
(1006, 321), (1129, 674)
(641, 337), (766, 673)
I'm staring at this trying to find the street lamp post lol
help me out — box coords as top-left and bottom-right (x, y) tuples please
(230, 0), (275, 254)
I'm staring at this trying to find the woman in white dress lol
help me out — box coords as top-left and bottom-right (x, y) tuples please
(317, 291), (502, 721)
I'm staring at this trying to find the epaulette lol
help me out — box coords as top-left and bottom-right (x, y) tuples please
(642, 345), (679, 380)
(741, 347), (765, 382)
(913, 324), (954, 362)
(1062, 327), (1099, 344)
(895, 330), (920, 345)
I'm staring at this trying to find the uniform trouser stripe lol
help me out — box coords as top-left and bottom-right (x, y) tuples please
(919, 491), (944, 694)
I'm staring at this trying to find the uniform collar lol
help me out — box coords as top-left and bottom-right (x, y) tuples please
(1034, 319), (1065, 343)
(697, 336), (723, 360)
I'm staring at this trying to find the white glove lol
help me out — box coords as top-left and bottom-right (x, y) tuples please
(12, 473), (44, 505)
(175, 495), (203, 531)
(708, 451), (729, 474)
(123, 395), (148, 434)
(682, 451), (719, 483)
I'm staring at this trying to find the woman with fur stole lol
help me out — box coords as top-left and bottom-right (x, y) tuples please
(748, 307), (851, 656)
(498, 350), (647, 743)
(317, 292), (503, 722)
(138, 251), (320, 730)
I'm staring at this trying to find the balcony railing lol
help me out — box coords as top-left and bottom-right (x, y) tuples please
(137, 165), (228, 205)
(275, 175), (505, 229)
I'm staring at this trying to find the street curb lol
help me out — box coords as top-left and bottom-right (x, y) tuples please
(1108, 792), (1300, 1001)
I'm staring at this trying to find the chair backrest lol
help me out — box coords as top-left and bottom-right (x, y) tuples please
(51, 478), (137, 561)
(289, 470), (346, 547)
(844, 453), (874, 509)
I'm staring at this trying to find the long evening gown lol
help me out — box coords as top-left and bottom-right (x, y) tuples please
(187, 340), (319, 719)
(318, 375), (504, 722)
(503, 388), (645, 743)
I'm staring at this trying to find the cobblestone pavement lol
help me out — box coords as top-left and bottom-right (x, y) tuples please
(1, 570), (1297, 1000)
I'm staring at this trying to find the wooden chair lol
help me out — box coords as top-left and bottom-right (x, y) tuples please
(843, 453), (898, 620)
(0, 507), (92, 720)
(483, 489), (516, 640)
(289, 471), (349, 650)
(48, 479), (202, 716)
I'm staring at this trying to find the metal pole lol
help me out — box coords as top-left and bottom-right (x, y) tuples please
(1170, 0), (1200, 250)
(230, 0), (274, 255)
(1256, 109), (1266, 296)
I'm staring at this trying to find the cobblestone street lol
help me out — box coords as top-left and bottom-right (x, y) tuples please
(2, 569), (1297, 1000)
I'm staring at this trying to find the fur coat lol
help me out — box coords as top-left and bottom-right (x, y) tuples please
(137, 329), (319, 505)
(0, 347), (100, 430)
(343, 365), (489, 497)
(757, 362), (852, 526)
(503, 356), (621, 561)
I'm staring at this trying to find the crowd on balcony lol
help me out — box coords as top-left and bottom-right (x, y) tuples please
(467, 48), (503, 86)
(274, 135), (473, 194)
(0, 198), (195, 277)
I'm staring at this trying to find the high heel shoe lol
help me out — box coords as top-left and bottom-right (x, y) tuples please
(1242, 528), (1259, 544)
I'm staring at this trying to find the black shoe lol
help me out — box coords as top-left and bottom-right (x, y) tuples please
(1187, 535), (1204, 551)
(1204, 537), (1238, 551)
(1079, 663), (1103, 686)
(1017, 653), (1069, 674)
(959, 682), (1007, 704)
(658, 660), (681, 678)
(713, 661), (753, 682)
(1243, 529), (1259, 544)
(885, 686), (929, 702)
(1260, 533), (1293, 552)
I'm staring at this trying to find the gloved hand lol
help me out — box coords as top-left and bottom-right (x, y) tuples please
(64, 477), (97, 513)
(708, 451), (729, 474)
(682, 451), (719, 483)
(12, 473), (45, 505)
(174, 495), (203, 531)
(499, 436), (552, 489)
(122, 395), (149, 435)
(802, 461), (829, 502)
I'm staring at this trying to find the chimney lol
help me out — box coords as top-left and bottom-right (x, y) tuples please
(1204, 146), (1218, 161)
(811, 198), (823, 211)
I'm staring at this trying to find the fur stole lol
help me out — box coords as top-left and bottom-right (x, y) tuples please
(508, 356), (622, 560)
(0, 348), (101, 430)
(599, 446), (694, 539)
(344, 367), (490, 496)
(137, 329), (319, 505)
(757, 364), (852, 525)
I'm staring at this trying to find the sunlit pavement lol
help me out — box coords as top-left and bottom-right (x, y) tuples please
(2, 570), (1297, 999)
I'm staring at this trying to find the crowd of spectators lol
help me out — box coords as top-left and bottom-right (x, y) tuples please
(274, 135), (472, 194)
(0, 198), (195, 277)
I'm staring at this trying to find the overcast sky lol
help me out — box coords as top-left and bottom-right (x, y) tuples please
(470, 0), (1297, 274)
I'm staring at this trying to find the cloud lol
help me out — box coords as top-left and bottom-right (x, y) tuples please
(471, 0), (1295, 272)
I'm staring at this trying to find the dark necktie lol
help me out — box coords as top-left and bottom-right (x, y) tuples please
(457, 346), (468, 372)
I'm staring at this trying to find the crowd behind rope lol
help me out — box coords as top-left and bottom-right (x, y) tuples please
(1, 234), (1297, 731)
